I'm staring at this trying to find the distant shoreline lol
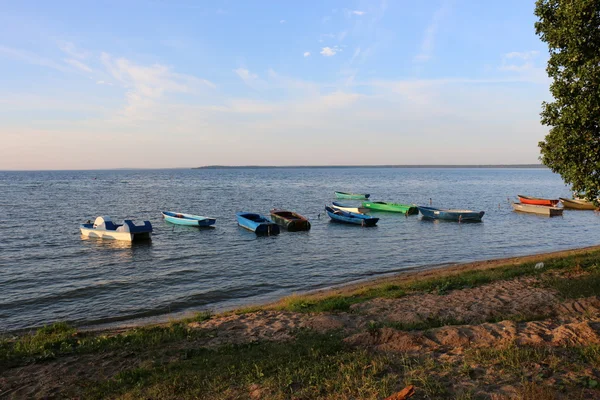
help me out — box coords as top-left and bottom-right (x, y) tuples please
(193, 164), (547, 169)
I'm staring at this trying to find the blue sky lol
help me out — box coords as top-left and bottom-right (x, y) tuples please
(0, 0), (550, 169)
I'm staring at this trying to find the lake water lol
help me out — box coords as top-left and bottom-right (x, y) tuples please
(1, 168), (598, 332)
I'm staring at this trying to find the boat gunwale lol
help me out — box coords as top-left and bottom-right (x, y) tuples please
(162, 211), (217, 221)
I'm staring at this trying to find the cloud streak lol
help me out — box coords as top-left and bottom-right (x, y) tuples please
(414, 1), (451, 63)
(0, 45), (69, 72)
(65, 58), (93, 72)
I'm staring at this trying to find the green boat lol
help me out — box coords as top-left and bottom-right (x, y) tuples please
(334, 191), (370, 200)
(362, 201), (418, 215)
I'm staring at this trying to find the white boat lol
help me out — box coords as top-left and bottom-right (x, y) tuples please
(511, 202), (563, 217)
(331, 201), (367, 214)
(80, 216), (152, 241)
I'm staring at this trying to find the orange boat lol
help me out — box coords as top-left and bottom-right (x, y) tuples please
(517, 195), (560, 207)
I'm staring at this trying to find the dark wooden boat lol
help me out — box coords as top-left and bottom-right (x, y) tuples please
(270, 209), (311, 231)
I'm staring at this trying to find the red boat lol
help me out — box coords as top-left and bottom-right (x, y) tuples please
(517, 195), (560, 207)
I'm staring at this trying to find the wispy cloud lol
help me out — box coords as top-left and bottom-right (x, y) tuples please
(350, 47), (361, 63)
(414, 1), (451, 63)
(65, 58), (93, 73)
(58, 41), (89, 59)
(338, 31), (348, 41)
(234, 67), (259, 85)
(280, 19), (286, 24)
(303, 52), (311, 57)
(101, 52), (214, 121)
(499, 51), (548, 83)
(96, 80), (113, 86)
(352, 10), (365, 16)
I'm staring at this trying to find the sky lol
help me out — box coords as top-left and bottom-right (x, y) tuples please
(0, 0), (552, 170)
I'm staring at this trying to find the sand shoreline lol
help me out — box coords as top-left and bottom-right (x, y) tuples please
(78, 244), (600, 334)
(3, 244), (600, 398)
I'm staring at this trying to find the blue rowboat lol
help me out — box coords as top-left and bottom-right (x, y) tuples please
(331, 201), (368, 214)
(334, 191), (370, 200)
(325, 206), (379, 226)
(162, 211), (216, 227)
(236, 212), (280, 235)
(417, 206), (484, 222)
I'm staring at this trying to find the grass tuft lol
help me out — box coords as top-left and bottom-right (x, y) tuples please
(545, 273), (600, 299)
(0, 322), (210, 368)
(281, 294), (362, 313)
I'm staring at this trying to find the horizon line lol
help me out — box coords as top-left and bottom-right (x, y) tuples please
(0, 164), (548, 172)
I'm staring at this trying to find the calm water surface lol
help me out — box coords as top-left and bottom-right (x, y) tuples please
(1, 168), (598, 332)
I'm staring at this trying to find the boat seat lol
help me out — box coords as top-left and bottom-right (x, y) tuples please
(117, 220), (153, 233)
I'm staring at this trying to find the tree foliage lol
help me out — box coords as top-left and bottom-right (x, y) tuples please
(535, 0), (600, 200)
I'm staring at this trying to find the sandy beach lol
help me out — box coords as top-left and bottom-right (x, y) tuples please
(2, 245), (600, 399)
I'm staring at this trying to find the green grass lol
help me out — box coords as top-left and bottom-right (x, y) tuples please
(83, 332), (402, 400)
(545, 271), (600, 299)
(467, 344), (555, 372)
(282, 295), (363, 313)
(0, 322), (211, 368)
(182, 310), (212, 323)
(276, 250), (600, 313)
(0, 322), (76, 364)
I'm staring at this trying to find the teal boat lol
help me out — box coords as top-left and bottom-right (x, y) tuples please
(362, 201), (418, 215)
(334, 191), (370, 200)
(162, 211), (216, 227)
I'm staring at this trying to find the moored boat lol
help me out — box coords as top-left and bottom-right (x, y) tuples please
(236, 212), (280, 235)
(559, 197), (596, 210)
(512, 202), (563, 216)
(362, 201), (418, 215)
(417, 206), (484, 222)
(162, 211), (216, 227)
(331, 201), (367, 214)
(517, 195), (559, 207)
(80, 216), (152, 241)
(270, 209), (311, 231)
(325, 206), (379, 226)
(334, 191), (370, 200)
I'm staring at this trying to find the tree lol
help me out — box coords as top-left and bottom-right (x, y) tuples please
(534, 0), (600, 201)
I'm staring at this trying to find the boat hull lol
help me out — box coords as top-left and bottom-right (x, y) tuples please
(80, 225), (152, 241)
(512, 202), (563, 216)
(518, 195), (559, 207)
(559, 198), (596, 210)
(325, 206), (378, 226)
(331, 201), (367, 214)
(362, 201), (418, 214)
(236, 212), (280, 235)
(269, 210), (311, 231)
(417, 206), (484, 222)
(334, 191), (370, 200)
(162, 211), (216, 227)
